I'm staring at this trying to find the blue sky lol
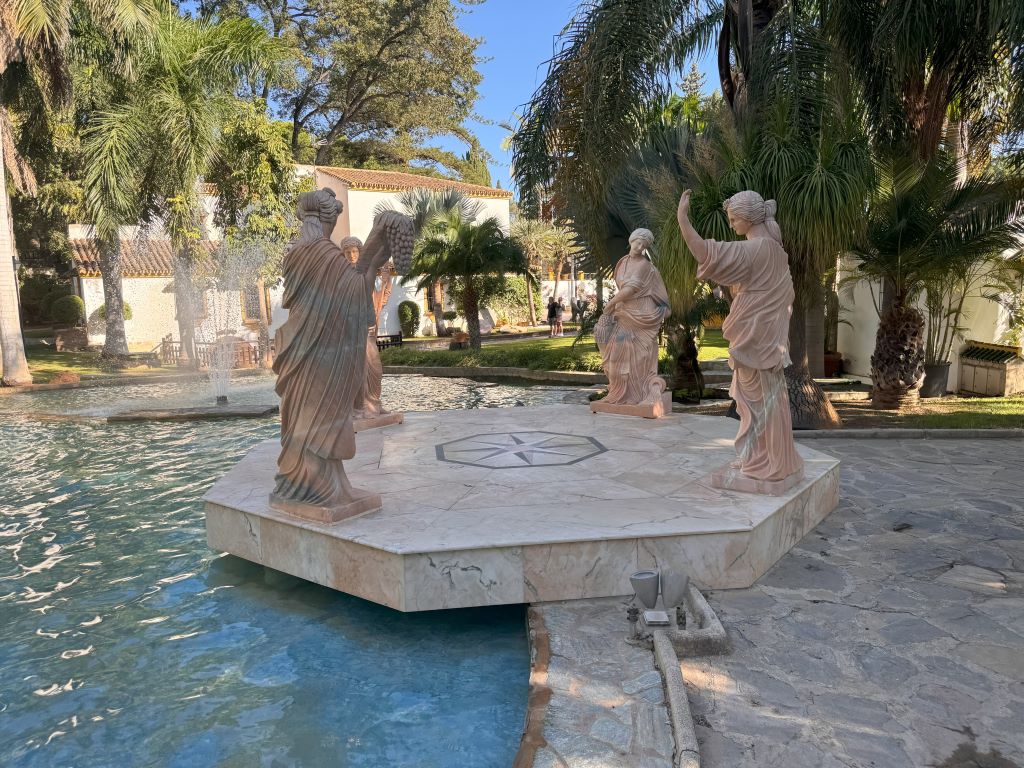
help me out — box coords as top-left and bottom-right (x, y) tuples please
(442, 1), (719, 194)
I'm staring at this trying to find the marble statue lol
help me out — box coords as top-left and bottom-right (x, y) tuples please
(591, 228), (672, 418)
(340, 236), (403, 430)
(270, 189), (413, 522)
(677, 189), (804, 494)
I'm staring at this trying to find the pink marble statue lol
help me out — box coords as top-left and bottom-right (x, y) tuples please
(340, 236), (397, 422)
(677, 189), (804, 492)
(592, 228), (672, 418)
(270, 190), (412, 522)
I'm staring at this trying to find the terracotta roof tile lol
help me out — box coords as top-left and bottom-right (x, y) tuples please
(69, 239), (217, 277)
(317, 166), (513, 199)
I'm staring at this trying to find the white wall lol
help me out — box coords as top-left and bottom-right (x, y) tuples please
(82, 277), (246, 350)
(82, 276), (177, 349)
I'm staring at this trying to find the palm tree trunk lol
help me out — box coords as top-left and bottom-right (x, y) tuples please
(596, 271), (604, 311)
(431, 281), (450, 337)
(668, 322), (704, 403)
(464, 281), (482, 350)
(870, 302), (925, 410)
(786, 293), (841, 429)
(806, 279), (825, 378)
(526, 270), (537, 326)
(551, 257), (565, 301)
(0, 144), (31, 386)
(173, 252), (198, 368)
(99, 233), (130, 357)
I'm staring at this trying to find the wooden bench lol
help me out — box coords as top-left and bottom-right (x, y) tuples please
(376, 333), (403, 350)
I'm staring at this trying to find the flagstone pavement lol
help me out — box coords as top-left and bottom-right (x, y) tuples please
(689, 438), (1024, 768)
(534, 437), (1024, 768)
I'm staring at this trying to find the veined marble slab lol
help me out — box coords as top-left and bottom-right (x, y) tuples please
(204, 405), (840, 611)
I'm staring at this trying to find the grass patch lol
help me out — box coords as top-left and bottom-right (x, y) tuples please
(380, 329), (730, 374)
(833, 396), (1024, 429)
(26, 350), (182, 384)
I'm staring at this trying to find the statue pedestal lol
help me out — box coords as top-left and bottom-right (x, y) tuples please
(590, 391), (672, 419)
(709, 465), (804, 497)
(354, 412), (405, 432)
(269, 488), (382, 524)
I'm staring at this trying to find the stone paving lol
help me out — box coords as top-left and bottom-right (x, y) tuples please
(687, 438), (1024, 768)
(532, 598), (676, 768)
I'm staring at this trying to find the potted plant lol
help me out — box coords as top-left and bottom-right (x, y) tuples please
(921, 226), (1024, 398)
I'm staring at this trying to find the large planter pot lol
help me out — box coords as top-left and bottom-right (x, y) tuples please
(921, 362), (951, 398)
(629, 570), (660, 610)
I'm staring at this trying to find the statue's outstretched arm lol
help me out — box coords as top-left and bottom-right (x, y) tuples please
(677, 190), (709, 262)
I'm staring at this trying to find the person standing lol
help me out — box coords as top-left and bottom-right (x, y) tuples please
(555, 298), (565, 336)
(547, 297), (558, 337)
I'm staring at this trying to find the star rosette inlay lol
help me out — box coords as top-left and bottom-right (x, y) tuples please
(435, 431), (606, 469)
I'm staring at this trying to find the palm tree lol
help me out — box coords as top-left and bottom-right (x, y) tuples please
(510, 218), (556, 326)
(847, 150), (1024, 409)
(514, 1), (871, 427)
(377, 187), (482, 337)
(82, 12), (285, 366)
(404, 211), (527, 349)
(0, 0), (159, 383)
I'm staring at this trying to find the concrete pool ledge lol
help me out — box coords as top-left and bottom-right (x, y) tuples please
(204, 405), (840, 611)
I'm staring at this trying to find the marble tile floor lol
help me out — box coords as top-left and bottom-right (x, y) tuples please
(683, 438), (1024, 768)
(204, 405), (840, 611)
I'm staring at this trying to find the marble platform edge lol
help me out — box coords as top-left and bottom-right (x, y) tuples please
(205, 462), (840, 611)
(202, 440), (840, 555)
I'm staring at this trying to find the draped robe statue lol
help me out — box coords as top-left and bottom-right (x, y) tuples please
(591, 228), (672, 418)
(340, 237), (398, 425)
(270, 189), (413, 522)
(677, 189), (804, 493)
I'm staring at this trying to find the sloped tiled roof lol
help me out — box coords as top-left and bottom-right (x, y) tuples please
(70, 239), (218, 278)
(318, 166), (513, 199)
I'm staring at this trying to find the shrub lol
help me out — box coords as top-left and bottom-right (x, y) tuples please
(19, 272), (65, 323)
(42, 286), (74, 320)
(98, 302), (133, 322)
(51, 295), (86, 327)
(397, 300), (420, 337)
(442, 310), (458, 321)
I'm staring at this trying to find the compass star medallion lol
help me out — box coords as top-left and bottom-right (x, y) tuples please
(435, 431), (606, 469)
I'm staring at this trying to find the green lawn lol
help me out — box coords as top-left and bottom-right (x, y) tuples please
(25, 350), (183, 384)
(380, 330), (729, 373)
(837, 396), (1024, 429)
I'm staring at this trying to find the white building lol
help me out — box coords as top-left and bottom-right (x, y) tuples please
(296, 165), (513, 336)
(67, 167), (513, 349)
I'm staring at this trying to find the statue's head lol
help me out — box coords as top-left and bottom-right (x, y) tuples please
(627, 228), (655, 257)
(339, 236), (363, 265)
(723, 190), (783, 244)
(296, 188), (343, 241)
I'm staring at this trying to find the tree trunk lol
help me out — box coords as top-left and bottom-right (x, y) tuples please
(551, 257), (565, 302)
(668, 322), (704, 403)
(173, 253), (198, 368)
(870, 303), (925, 410)
(786, 294), (841, 429)
(596, 270), (604, 312)
(464, 281), (482, 350)
(99, 233), (130, 358)
(431, 281), (450, 337)
(526, 271), (537, 326)
(806, 278), (825, 378)
(0, 142), (31, 386)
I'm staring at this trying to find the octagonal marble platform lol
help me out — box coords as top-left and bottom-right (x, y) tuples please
(204, 405), (839, 612)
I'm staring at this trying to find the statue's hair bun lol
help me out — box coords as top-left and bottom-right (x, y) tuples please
(764, 199), (778, 219)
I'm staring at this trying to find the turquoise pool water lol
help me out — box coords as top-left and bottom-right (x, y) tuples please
(0, 377), (572, 766)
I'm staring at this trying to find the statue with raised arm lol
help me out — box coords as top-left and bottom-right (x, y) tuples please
(340, 236), (403, 430)
(591, 228), (672, 418)
(676, 189), (804, 494)
(271, 189), (414, 522)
